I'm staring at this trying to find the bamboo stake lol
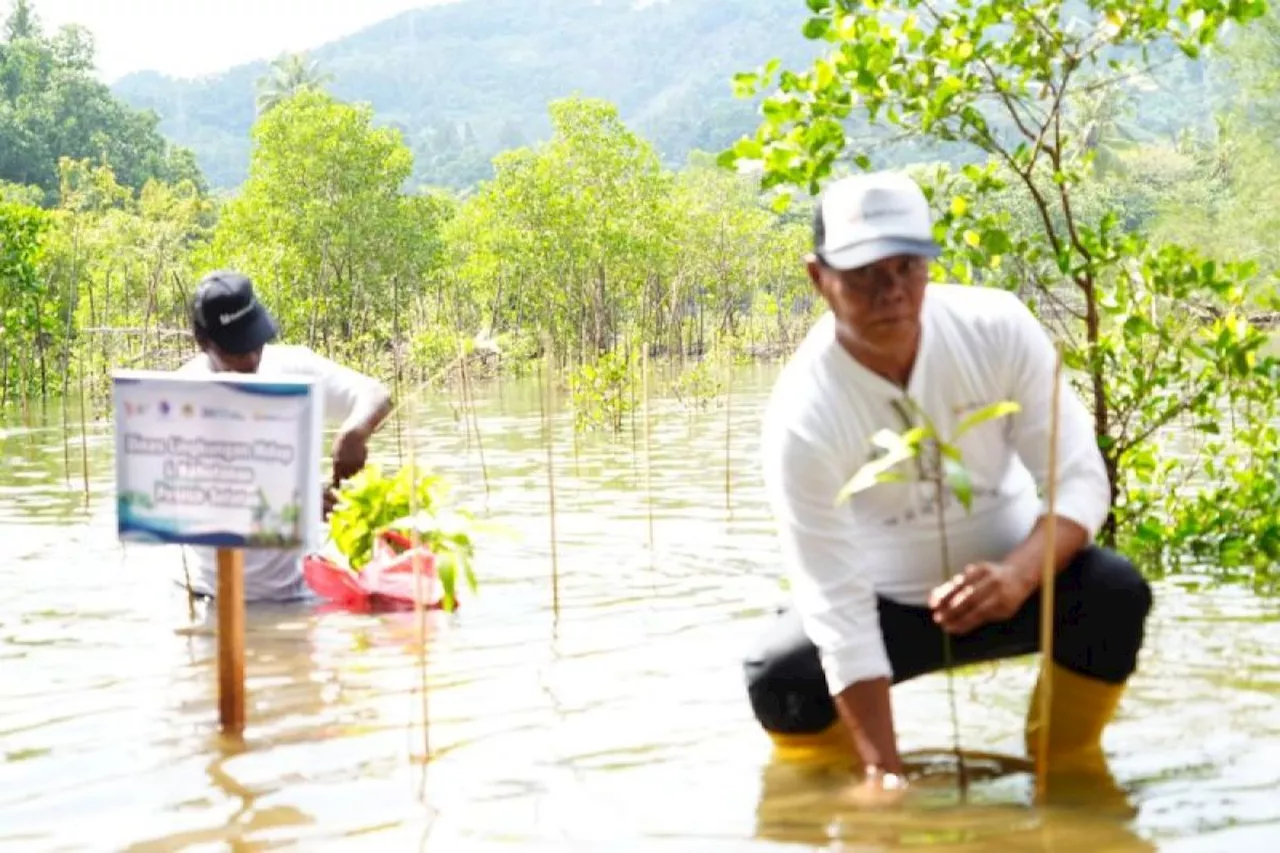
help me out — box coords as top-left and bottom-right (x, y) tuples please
(539, 340), (561, 620)
(77, 345), (89, 503)
(407, 395), (431, 780)
(458, 341), (490, 504)
(1035, 343), (1064, 804)
(628, 333), (638, 461)
(642, 350), (654, 567)
(570, 349), (581, 479)
(61, 389), (71, 486)
(724, 348), (733, 519)
(392, 277), (404, 467)
(60, 280), (75, 486)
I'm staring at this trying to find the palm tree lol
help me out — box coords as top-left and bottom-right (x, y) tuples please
(254, 52), (334, 115)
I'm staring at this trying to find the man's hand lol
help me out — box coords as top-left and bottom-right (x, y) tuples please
(839, 767), (910, 809)
(929, 561), (1034, 636)
(331, 428), (370, 484)
(322, 485), (338, 520)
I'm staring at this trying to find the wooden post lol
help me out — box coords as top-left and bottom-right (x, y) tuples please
(1035, 344), (1064, 804)
(216, 547), (246, 737)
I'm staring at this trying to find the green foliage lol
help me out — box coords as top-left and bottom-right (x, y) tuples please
(836, 400), (1022, 510)
(671, 358), (724, 411)
(568, 348), (636, 434)
(0, 179), (41, 206)
(196, 88), (450, 369)
(726, 0), (1280, 582)
(386, 508), (480, 613)
(0, 2), (205, 202)
(328, 462), (479, 610)
(444, 97), (814, 370)
(254, 52), (333, 116)
(329, 463), (444, 571)
(0, 197), (51, 399)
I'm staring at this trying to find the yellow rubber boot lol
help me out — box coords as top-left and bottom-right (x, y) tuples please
(767, 720), (862, 771)
(1024, 661), (1134, 814)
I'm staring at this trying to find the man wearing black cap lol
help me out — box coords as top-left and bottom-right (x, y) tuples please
(179, 270), (393, 602)
(743, 171), (1152, 806)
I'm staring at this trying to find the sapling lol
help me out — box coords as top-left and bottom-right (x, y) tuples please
(328, 462), (480, 611)
(836, 397), (1022, 800)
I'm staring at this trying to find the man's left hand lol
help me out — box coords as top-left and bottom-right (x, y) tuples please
(331, 428), (369, 484)
(929, 561), (1033, 636)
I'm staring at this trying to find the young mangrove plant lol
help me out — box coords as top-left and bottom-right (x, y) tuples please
(567, 348), (637, 435)
(328, 462), (479, 611)
(836, 397), (1022, 800)
(670, 358), (723, 413)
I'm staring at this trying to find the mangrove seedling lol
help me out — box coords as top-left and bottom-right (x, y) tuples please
(836, 397), (1022, 799)
(567, 348), (636, 435)
(328, 461), (481, 610)
(385, 506), (479, 613)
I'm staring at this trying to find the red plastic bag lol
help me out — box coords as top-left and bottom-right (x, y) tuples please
(303, 530), (448, 613)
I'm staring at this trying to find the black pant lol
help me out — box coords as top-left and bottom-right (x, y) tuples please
(743, 546), (1153, 735)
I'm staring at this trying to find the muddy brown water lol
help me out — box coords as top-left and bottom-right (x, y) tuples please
(1, 364), (1277, 851)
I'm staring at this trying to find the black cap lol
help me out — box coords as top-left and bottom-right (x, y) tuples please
(191, 271), (278, 354)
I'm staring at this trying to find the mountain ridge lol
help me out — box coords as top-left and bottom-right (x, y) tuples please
(107, 0), (1226, 192)
(106, 0), (823, 189)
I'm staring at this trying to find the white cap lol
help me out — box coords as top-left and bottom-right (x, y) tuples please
(814, 171), (941, 271)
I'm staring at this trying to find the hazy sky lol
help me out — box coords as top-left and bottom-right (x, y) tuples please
(30, 0), (458, 82)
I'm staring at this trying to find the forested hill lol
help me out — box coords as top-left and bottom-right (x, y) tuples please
(110, 0), (822, 191)
(110, 0), (1230, 192)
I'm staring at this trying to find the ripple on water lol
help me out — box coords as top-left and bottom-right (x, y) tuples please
(1, 373), (1278, 850)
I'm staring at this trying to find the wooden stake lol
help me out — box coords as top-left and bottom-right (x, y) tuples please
(457, 341), (490, 504)
(724, 349), (733, 519)
(542, 343), (561, 620)
(1035, 343), (1063, 804)
(406, 396), (430, 773)
(216, 547), (246, 738)
(642, 350), (654, 566)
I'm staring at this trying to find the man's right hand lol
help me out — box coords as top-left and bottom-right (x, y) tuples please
(322, 486), (338, 520)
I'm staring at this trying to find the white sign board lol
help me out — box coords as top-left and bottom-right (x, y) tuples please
(112, 370), (323, 551)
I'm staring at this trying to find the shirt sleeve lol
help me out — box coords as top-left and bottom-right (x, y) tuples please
(762, 413), (892, 695)
(286, 347), (389, 427)
(1001, 296), (1112, 539)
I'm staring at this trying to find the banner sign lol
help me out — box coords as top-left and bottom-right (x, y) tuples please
(112, 370), (323, 550)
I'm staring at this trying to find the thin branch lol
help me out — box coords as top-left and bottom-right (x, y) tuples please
(1115, 387), (1212, 458)
(1028, 55), (1077, 165)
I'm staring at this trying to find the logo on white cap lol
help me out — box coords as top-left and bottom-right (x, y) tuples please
(818, 171), (938, 270)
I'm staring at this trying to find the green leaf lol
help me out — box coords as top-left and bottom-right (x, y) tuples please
(943, 457), (974, 511)
(836, 443), (916, 505)
(802, 17), (831, 39)
(954, 400), (1021, 438)
(871, 428), (909, 453)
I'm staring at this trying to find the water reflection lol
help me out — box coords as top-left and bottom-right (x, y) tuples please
(1, 366), (1278, 849)
(751, 745), (1153, 849)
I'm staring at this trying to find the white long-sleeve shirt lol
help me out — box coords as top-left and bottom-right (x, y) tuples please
(761, 283), (1111, 695)
(175, 344), (389, 601)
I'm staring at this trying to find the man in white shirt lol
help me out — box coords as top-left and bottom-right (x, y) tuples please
(176, 270), (393, 602)
(745, 171), (1152, 805)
